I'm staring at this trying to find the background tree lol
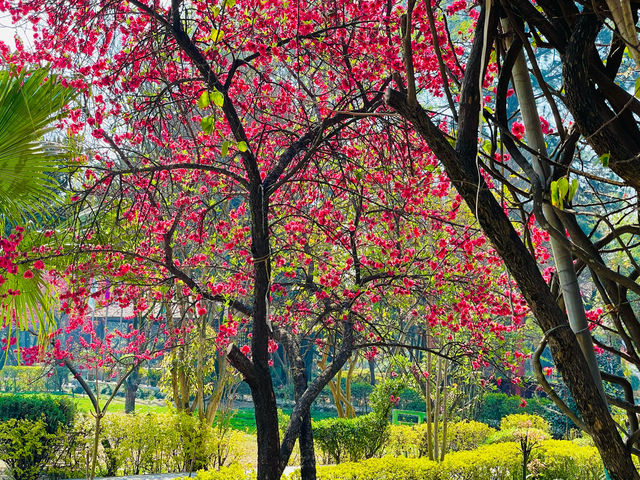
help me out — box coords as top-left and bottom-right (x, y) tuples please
(384, 1), (640, 478)
(0, 1), (536, 479)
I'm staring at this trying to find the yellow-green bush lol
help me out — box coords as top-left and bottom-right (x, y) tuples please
(500, 413), (550, 433)
(0, 418), (64, 480)
(287, 456), (441, 480)
(385, 424), (424, 457)
(100, 410), (244, 475)
(534, 440), (602, 480)
(180, 464), (253, 480)
(384, 420), (495, 458)
(445, 420), (496, 452)
(287, 440), (601, 480)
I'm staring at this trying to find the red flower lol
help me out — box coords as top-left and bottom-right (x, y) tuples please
(240, 345), (251, 355)
(33, 260), (44, 270)
(23, 270), (34, 279)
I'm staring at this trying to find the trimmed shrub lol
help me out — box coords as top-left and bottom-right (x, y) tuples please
(384, 420), (495, 458)
(99, 409), (244, 475)
(534, 440), (602, 480)
(446, 420), (495, 452)
(182, 464), (253, 480)
(385, 424), (424, 457)
(313, 379), (404, 463)
(287, 440), (600, 480)
(0, 394), (76, 432)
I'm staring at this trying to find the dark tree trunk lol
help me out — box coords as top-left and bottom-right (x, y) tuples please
(385, 5), (640, 479)
(279, 331), (317, 480)
(368, 358), (376, 386)
(124, 365), (140, 414)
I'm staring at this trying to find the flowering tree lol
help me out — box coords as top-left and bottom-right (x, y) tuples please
(1, 1), (529, 479)
(384, 1), (640, 478)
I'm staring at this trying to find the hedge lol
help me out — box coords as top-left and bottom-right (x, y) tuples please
(0, 394), (76, 432)
(286, 440), (601, 480)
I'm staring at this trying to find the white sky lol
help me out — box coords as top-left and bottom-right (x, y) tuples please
(0, 14), (34, 51)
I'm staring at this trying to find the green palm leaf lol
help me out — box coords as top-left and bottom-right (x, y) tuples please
(0, 68), (76, 223)
(0, 68), (76, 353)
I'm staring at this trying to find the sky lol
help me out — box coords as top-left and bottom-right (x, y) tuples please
(0, 14), (32, 51)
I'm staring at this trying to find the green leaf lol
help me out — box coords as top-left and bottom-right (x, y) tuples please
(211, 29), (225, 43)
(0, 68), (77, 223)
(221, 140), (230, 157)
(557, 177), (569, 199)
(211, 90), (224, 107)
(550, 181), (560, 208)
(599, 152), (610, 167)
(635, 77), (640, 99)
(197, 91), (210, 109)
(237, 140), (248, 152)
(567, 178), (579, 202)
(225, 0), (236, 6)
(200, 116), (214, 135)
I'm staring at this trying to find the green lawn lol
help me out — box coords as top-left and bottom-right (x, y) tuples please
(71, 394), (171, 414)
(71, 394), (336, 432)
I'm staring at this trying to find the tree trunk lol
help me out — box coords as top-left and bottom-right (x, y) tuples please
(124, 364), (140, 414)
(280, 331), (317, 480)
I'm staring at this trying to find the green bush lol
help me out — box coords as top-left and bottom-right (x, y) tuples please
(99, 409), (244, 475)
(0, 366), (68, 393)
(0, 418), (64, 480)
(385, 424), (424, 457)
(0, 394), (76, 432)
(313, 379), (404, 463)
(474, 393), (575, 438)
(500, 413), (550, 433)
(384, 420), (495, 458)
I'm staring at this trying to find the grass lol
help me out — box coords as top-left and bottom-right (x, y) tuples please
(71, 393), (337, 432)
(71, 394), (171, 414)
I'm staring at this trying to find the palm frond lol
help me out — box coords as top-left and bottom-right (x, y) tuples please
(0, 68), (76, 223)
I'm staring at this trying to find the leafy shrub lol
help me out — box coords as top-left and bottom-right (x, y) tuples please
(474, 393), (575, 438)
(397, 387), (423, 411)
(287, 444), (520, 480)
(0, 418), (64, 480)
(288, 440), (600, 480)
(385, 424), (424, 457)
(500, 413), (551, 434)
(534, 440), (601, 480)
(446, 420), (495, 452)
(313, 379), (404, 463)
(384, 420), (495, 458)
(99, 409), (243, 475)
(0, 394), (76, 432)
(183, 463), (253, 480)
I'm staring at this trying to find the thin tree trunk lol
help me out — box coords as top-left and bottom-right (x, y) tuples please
(425, 350), (433, 460)
(440, 359), (449, 462)
(433, 357), (442, 461)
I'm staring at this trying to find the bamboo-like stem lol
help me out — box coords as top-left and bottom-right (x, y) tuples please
(440, 358), (449, 462)
(425, 350), (433, 460)
(501, 17), (605, 401)
(433, 356), (442, 461)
